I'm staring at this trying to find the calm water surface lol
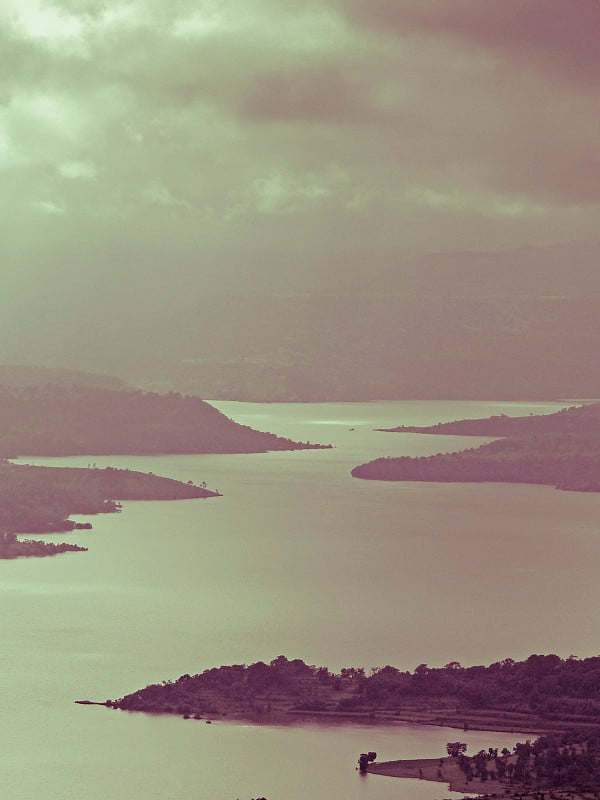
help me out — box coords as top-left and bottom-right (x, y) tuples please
(3, 400), (599, 799)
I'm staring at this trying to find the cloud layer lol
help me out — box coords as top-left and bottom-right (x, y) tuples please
(1, 0), (598, 318)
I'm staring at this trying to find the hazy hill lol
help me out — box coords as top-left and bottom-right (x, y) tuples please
(114, 240), (600, 400)
(7, 240), (600, 401)
(0, 364), (128, 390)
(136, 292), (600, 400)
(368, 240), (600, 298)
(0, 385), (328, 456)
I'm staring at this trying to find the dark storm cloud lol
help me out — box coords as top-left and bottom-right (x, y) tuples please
(342, 0), (600, 83)
(0, 0), (598, 325)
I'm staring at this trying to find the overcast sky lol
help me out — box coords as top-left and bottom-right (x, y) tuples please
(2, 0), (599, 319)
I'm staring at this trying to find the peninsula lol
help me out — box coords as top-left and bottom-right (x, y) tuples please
(96, 653), (600, 734)
(369, 727), (600, 799)
(0, 384), (329, 457)
(354, 403), (600, 492)
(352, 434), (600, 492)
(378, 401), (598, 437)
(94, 654), (600, 799)
(0, 461), (218, 534)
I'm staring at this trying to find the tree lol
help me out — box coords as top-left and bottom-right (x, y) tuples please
(447, 742), (468, 758)
(357, 752), (377, 772)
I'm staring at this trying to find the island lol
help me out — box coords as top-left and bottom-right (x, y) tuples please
(0, 384), (329, 457)
(90, 653), (600, 734)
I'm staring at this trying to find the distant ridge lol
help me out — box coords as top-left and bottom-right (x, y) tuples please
(366, 240), (600, 298)
(0, 364), (128, 390)
(5, 241), (600, 402)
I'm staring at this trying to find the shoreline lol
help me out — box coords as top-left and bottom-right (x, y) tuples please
(367, 758), (592, 800)
(81, 699), (548, 736)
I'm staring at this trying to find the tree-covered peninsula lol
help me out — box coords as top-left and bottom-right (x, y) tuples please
(0, 461), (218, 534)
(99, 653), (600, 733)
(352, 434), (600, 492)
(379, 401), (599, 437)
(353, 403), (600, 492)
(0, 385), (329, 457)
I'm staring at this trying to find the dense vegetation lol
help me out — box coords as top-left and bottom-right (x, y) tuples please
(0, 385), (328, 456)
(105, 654), (600, 731)
(0, 531), (87, 559)
(380, 402), (600, 437)
(352, 433), (600, 492)
(445, 729), (600, 794)
(0, 461), (217, 533)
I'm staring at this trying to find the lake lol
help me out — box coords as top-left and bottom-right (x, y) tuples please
(3, 399), (599, 799)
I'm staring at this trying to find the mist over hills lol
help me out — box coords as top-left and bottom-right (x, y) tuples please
(5, 240), (600, 401)
(367, 240), (600, 298)
(0, 365), (128, 391)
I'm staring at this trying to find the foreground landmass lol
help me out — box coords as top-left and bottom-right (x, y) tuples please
(0, 461), (218, 534)
(94, 654), (600, 734)
(0, 384), (329, 457)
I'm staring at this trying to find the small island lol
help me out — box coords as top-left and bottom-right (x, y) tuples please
(92, 653), (600, 734)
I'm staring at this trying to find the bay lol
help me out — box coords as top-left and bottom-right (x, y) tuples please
(3, 399), (598, 799)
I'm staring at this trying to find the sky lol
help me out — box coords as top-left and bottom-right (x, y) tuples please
(1, 0), (599, 322)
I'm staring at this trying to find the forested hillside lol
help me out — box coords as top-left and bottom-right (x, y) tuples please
(0, 385), (328, 456)
(352, 434), (600, 492)
(0, 364), (128, 390)
(105, 653), (600, 732)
